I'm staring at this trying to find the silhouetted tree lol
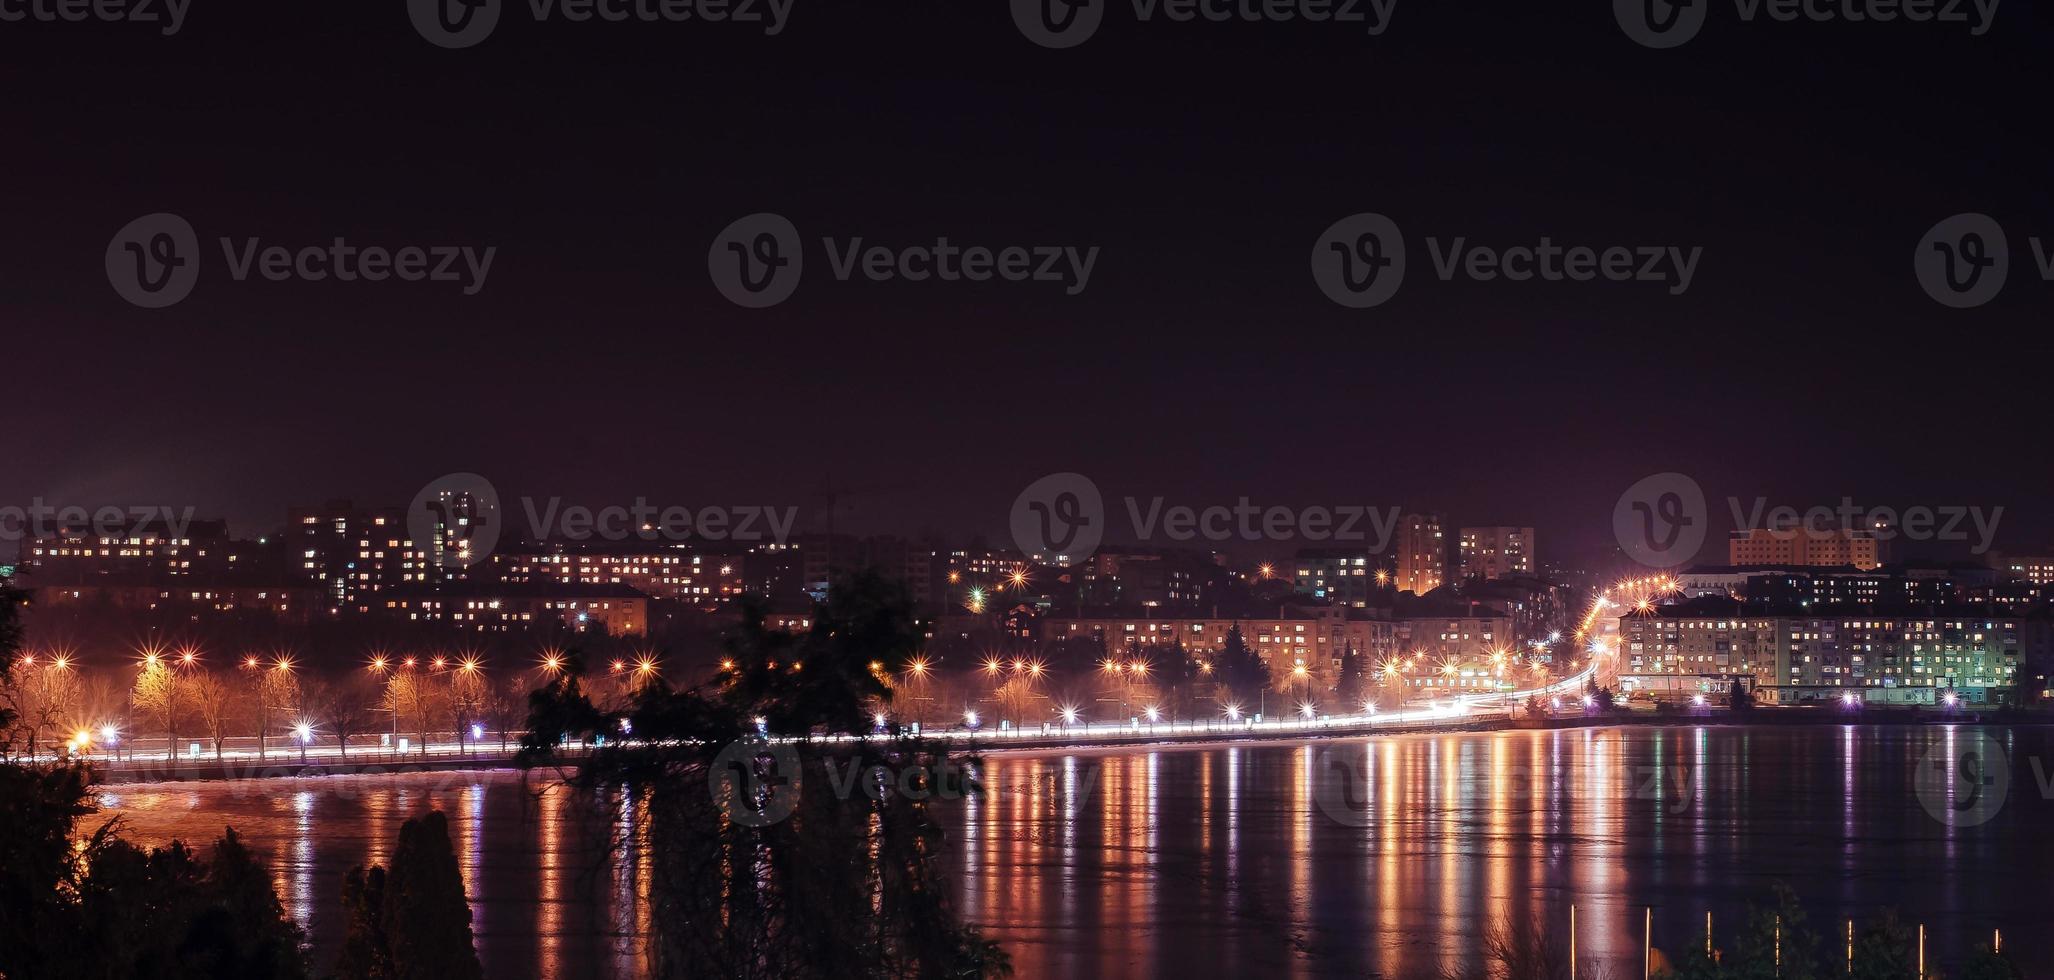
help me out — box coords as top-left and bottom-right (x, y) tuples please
(1214, 624), (1270, 708)
(1726, 883), (1821, 980)
(336, 865), (393, 980)
(1849, 909), (1915, 980)
(1337, 643), (1367, 705)
(1729, 677), (1754, 712)
(519, 572), (1009, 979)
(332, 810), (482, 980)
(1959, 941), (2025, 980)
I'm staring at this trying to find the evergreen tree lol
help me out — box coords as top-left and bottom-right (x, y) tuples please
(1959, 942), (2025, 980)
(1152, 639), (1200, 718)
(1336, 643), (1367, 705)
(1725, 883), (1821, 980)
(1214, 624), (1271, 708)
(336, 865), (394, 980)
(385, 811), (484, 980)
(333, 810), (482, 980)
(518, 570), (1010, 979)
(1849, 909), (1915, 980)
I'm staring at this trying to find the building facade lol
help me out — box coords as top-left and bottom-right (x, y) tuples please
(1393, 513), (1445, 596)
(1458, 526), (1534, 582)
(1728, 527), (1881, 570)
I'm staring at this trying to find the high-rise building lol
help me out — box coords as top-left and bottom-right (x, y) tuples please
(288, 501), (436, 613)
(1393, 513), (1445, 595)
(1728, 527), (1880, 570)
(1458, 526), (1534, 582)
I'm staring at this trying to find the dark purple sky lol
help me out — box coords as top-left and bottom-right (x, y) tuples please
(3, 0), (2050, 565)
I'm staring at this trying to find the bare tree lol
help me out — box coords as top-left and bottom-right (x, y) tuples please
(308, 675), (377, 760)
(482, 674), (531, 752)
(384, 669), (437, 757)
(192, 670), (244, 761)
(253, 667), (301, 761)
(130, 661), (187, 761)
(10, 656), (88, 758)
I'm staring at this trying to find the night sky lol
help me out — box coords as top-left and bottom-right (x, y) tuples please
(4, 0), (2050, 565)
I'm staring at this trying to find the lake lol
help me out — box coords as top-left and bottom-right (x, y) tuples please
(96, 724), (2053, 978)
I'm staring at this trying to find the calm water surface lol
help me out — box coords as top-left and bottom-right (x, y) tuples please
(97, 725), (2054, 978)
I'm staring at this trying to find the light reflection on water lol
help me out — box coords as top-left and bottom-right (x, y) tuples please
(95, 725), (2053, 978)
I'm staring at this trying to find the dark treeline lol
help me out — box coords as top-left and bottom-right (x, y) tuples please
(4, 570), (1016, 977)
(1, 578), (489, 980)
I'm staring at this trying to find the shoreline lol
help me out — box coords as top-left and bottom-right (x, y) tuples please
(78, 708), (2047, 785)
